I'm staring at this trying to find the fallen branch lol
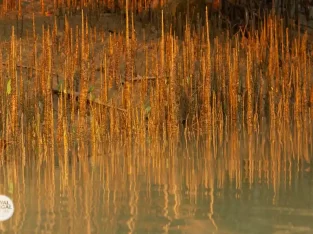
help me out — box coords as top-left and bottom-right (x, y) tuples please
(3, 63), (158, 84)
(52, 88), (127, 113)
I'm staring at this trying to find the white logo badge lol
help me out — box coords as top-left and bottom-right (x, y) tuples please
(0, 195), (14, 221)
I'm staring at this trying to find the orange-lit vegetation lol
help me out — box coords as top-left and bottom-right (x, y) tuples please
(0, 0), (312, 164)
(0, 1), (312, 233)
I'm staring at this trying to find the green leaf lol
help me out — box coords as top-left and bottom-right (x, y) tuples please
(145, 105), (151, 114)
(6, 79), (11, 95)
(8, 182), (14, 194)
(88, 86), (94, 94)
(57, 80), (64, 92)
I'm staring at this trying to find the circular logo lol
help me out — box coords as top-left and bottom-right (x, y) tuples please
(0, 195), (14, 221)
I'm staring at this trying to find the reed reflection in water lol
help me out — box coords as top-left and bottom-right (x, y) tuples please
(0, 134), (312, 234)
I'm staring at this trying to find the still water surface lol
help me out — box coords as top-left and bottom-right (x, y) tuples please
(0, 152), (312, 234)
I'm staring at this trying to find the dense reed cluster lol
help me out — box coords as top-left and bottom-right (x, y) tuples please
(0, 3), (312, 233)
(0, 1), (312, 165)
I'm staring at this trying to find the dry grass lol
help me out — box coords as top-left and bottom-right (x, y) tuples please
(0, 3), (312, 234)
(0, 1), (311, 166)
